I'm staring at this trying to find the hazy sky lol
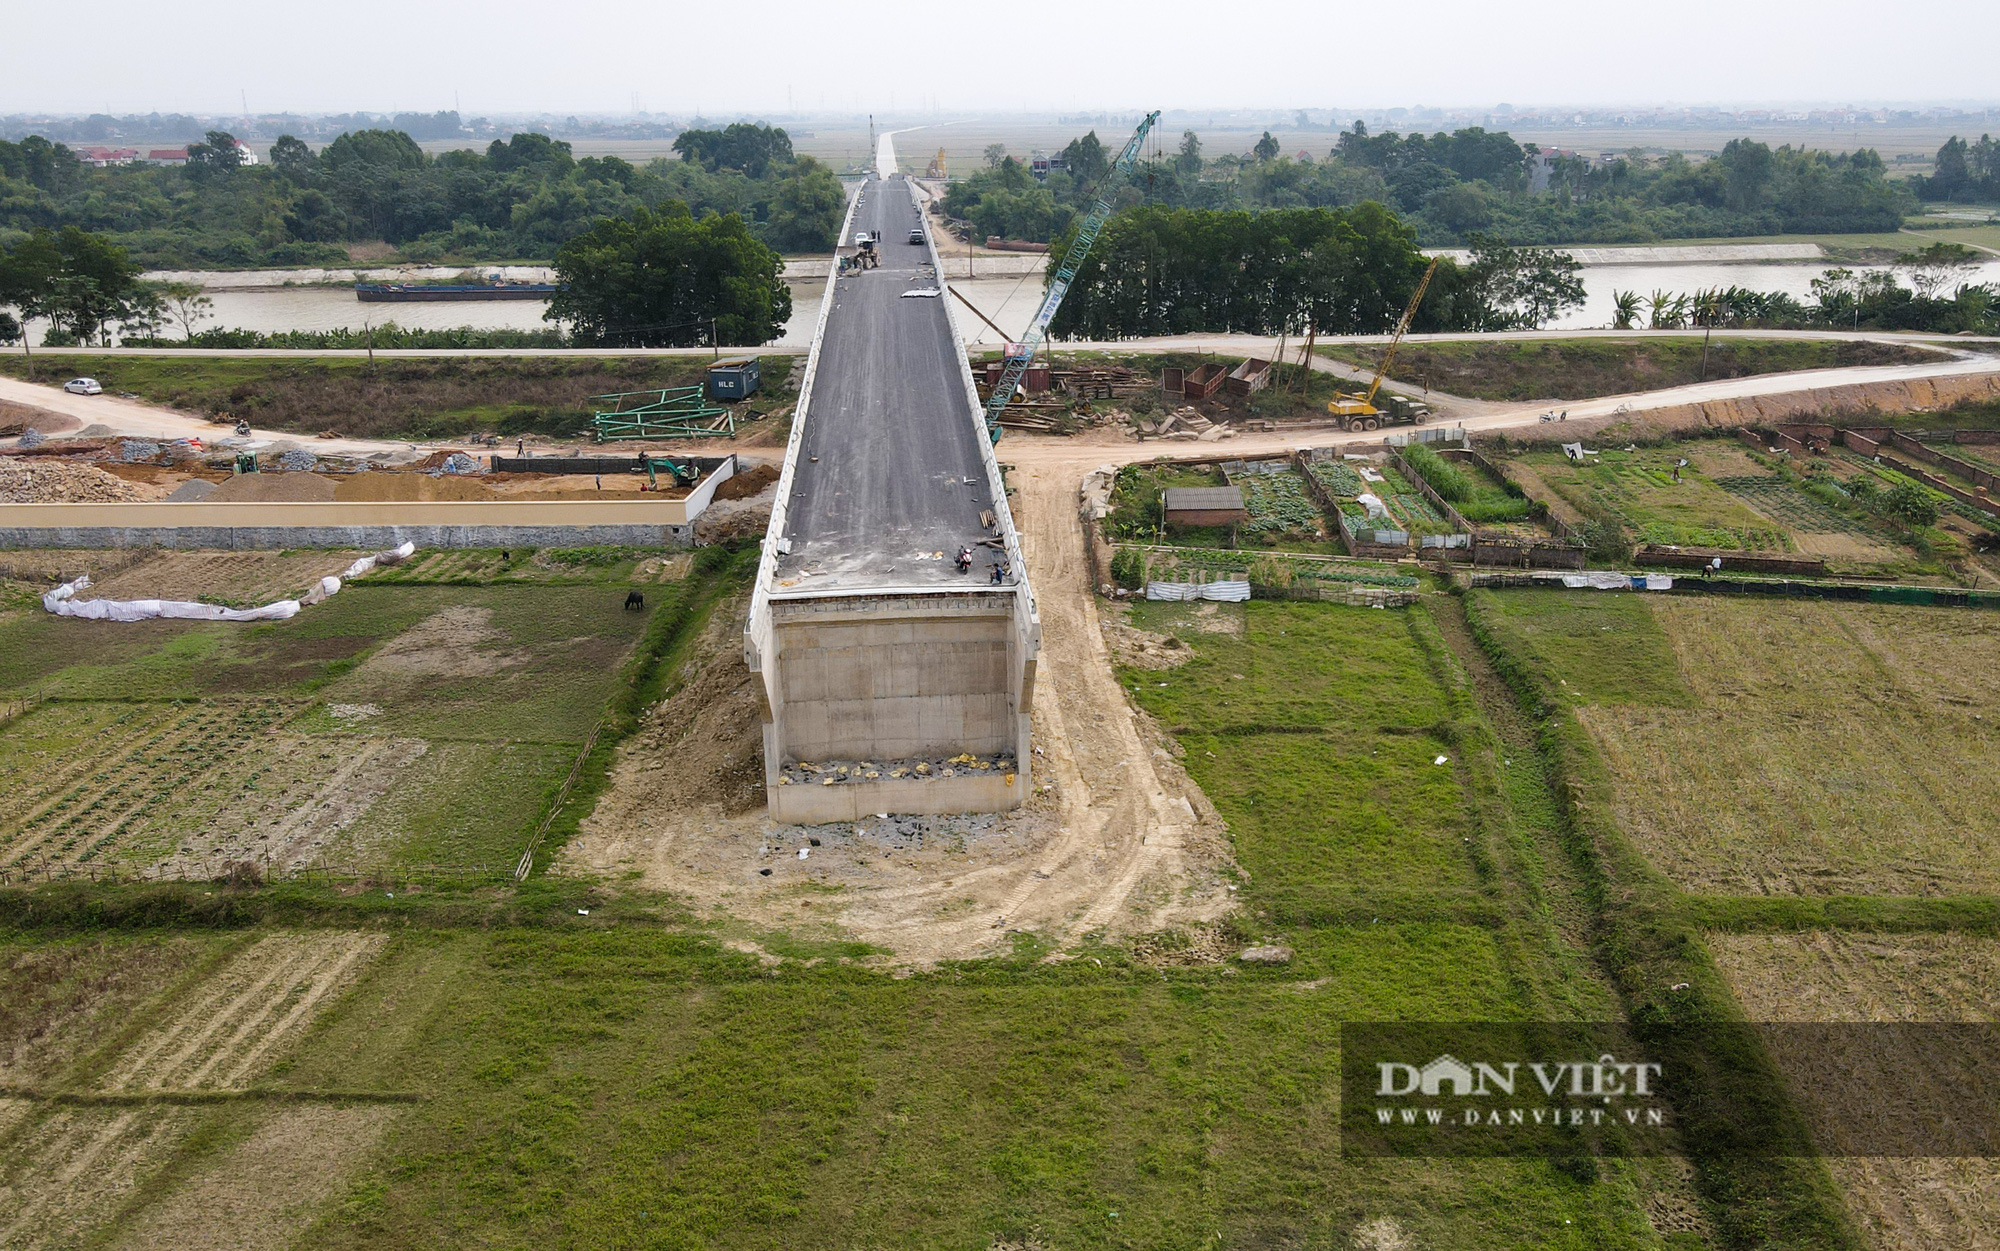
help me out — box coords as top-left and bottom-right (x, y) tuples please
(4, 0), (1996, 116)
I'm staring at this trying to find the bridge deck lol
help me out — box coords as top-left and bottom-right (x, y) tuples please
(774, 177), (1004, 592)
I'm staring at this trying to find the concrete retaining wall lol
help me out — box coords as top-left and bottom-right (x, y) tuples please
(0, 522), (693, 549)
(0, 499), (704, 549)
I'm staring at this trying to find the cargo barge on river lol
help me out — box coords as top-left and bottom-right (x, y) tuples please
(354, 282), (559, 302)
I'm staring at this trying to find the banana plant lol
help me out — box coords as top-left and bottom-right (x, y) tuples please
(1611, 289), (1642, 330)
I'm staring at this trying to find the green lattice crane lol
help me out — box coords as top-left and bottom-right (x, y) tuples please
(980, 110), (1160, 441)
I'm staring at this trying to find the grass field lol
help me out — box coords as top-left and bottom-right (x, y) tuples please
(1478, 590), (2000, 896)
(0, 354), (796, 441)
(1318, 338), (1945, 403)
(1124, 600), (1486, 912)
(0, 921), (1700, 1251)
(0, 557), (671, 877)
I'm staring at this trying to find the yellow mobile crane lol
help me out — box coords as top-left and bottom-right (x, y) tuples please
(1326, 256), (1442, 432)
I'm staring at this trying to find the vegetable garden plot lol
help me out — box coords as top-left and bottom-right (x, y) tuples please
(1238, 471), (1324, 534)
(0, 699), (306, 873)
(1129, 546), (1419, 588)
(1305, 460), (1364, 497)
(1516, 447), (1788, 550)
(1713, 476), (1877, 537)
(1375, 465), (1454, 536)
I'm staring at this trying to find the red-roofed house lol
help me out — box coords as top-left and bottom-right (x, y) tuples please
(77, 147), (140, 167)
(146, 148), (189, 165)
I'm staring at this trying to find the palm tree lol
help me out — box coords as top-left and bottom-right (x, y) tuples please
(1611, 290), (1642, 330)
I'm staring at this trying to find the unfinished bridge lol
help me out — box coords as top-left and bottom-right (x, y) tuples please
(745, 159), (1039, 823)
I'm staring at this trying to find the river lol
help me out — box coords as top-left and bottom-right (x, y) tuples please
(128, 256), (2000, 346)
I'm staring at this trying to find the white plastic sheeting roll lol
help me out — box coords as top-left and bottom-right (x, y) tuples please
(41, 542), (419, 624)
(42, 576), (301, 622)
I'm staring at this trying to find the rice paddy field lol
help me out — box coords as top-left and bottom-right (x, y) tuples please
(1708, 931), (2000, 1248)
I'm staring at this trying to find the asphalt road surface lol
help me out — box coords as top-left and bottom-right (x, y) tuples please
(774, 175), (1002, 590)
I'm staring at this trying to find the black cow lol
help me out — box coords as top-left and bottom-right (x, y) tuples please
(624, 590), (645, 611)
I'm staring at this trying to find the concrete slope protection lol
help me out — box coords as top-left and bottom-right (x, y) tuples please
(748, 169), (1040, 823)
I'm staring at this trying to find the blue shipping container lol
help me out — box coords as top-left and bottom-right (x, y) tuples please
(708, 358), (760, 400)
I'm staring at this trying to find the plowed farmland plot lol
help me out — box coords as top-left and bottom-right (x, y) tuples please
(1711, 931), (2000, 1249)
(79, 549), (364, 607)
(0, 931), (392, 1250)
(0, 575), (663, 875)
(1478, 590), (2000, 896)
(0, 699), (305, 874)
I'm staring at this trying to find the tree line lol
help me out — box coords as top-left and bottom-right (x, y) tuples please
(0, 121), (844, 268)
(1046, 205), (1586, 339)
(1912, 135), (2000, 203)
(943, 125), (1915, 248)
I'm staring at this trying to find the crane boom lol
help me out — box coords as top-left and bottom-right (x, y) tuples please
(979, 110), (1160, 439)
(1362, 256), (1442, 408)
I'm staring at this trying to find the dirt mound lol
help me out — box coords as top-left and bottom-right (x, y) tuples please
(205, 471), (338, 503)
(0, 399), (78, 437)
(0, 457), (150, 503)
(693, 498), (772, 544)
(333, 471), (491, 502)
(713, 462), (778, 501)
(623, 593), (767, 814)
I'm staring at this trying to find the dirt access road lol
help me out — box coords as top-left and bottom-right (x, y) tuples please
(6, 328), (1993, 458)
(566, 487), (1241, 967)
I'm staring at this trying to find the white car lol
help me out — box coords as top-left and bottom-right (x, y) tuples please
(63, 377), (103, 395)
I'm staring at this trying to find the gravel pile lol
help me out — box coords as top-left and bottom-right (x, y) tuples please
(0, 457), (148, 503)
(16, 428), (45, 449)
(276, 448), (319, 472)
(431, 452), (481, 476)
(118, 440), (162, 462)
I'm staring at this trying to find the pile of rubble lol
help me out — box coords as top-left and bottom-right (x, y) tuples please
(1138, 406), (1234, 443)
(775, 751), (1019, 787)
(0, 457), (149, 503)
